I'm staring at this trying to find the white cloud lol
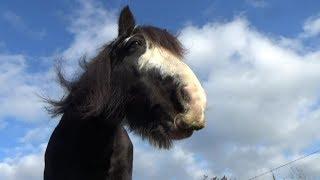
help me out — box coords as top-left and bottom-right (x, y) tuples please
(0, 124), (55, 180)
(0, 54), (58, 123)
(131, 136), (215, 180)
(62, 0), (117, 62)
(302, 15), (320, 37)
(19, 124), (56, 145)
(179, 17), (320, 179)
(0, 145), (45, 180)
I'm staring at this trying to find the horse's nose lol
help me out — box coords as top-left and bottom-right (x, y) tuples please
(175, 114), (205, 130)
(177, 84), (206, 126)
(191, 121), (205, 130)
(181, 120), (205, 131)
(175, 113), (205, 131)
(171, 60), (207, 131)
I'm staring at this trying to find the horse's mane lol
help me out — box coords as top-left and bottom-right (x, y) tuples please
(46, 47), (115, 119)
(46, 25), (184, 119)
(138, 26), (185, 58)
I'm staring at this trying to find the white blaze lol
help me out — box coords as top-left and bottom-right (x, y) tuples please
(138, 41), (207, 126)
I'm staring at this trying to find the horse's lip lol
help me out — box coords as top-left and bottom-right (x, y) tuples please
(166, 115), (193, 140)
(168, 128), (193, 140)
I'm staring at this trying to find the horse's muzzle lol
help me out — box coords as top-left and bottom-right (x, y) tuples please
(174, 83), (206, 131)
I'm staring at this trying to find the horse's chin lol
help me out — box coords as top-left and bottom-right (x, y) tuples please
(168, 128), (193, 140)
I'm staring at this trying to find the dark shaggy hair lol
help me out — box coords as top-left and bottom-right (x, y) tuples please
(46, 26), (185, 121)
(138, 26), (185, 58)
(46, 48), (115, 119)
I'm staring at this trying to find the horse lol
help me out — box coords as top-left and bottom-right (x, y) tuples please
(44, 6), (207, 180)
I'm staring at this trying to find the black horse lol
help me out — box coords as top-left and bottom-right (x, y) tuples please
(44, 6), (207, 180)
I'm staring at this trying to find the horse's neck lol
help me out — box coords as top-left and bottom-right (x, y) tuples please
(44, 109), (120, 180)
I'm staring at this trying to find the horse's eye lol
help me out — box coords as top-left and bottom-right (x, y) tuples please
(127, 39), (142, 48)
(130, 40), (141, 47)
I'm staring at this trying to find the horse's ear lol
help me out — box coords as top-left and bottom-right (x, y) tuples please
(118, 6), (136, 36)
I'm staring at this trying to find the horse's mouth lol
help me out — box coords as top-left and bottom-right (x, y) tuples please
(167, 118), (194, 140)
(168, 128), (193, 140)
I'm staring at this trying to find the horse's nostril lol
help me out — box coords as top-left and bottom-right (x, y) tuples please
(175, 115), (190, 130)
(179, 86), (191, 103)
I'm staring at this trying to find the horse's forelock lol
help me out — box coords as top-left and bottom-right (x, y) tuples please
(138, 26), (185, 58)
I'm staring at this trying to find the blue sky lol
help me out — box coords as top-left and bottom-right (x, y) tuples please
(1, 0), (320, 55)
(1, 0), (320, 179)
